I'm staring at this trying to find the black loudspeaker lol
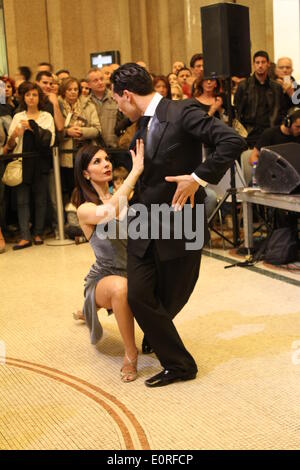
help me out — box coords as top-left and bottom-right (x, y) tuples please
(201, 3), (251, 78)
(256, 143), (300, 194)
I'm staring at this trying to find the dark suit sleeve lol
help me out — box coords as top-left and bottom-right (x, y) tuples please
(181, 102), (247, 184)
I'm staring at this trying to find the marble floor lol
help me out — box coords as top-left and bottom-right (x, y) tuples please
(1, 240), (300, 450)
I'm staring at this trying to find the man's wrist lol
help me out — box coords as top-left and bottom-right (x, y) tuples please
(191, 172), (208, 187)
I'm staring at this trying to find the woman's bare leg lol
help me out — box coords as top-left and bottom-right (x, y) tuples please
(95, 276), (138, 380)
(110, 282), (137, 359)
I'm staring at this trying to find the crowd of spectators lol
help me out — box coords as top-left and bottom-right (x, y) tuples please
(0, 51), (300, 253)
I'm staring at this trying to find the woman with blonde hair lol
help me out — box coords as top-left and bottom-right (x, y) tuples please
(51, 74), (60, 95)
(171, 84), (184, 101)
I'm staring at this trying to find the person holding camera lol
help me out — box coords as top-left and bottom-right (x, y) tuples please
(275, 57), (300, 112)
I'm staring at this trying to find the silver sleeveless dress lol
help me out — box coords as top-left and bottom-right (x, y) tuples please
(83, 220), (127, 344)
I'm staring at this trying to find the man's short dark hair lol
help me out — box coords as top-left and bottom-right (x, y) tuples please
(286, 107), (300, 125)
(111, 63), (154, 96)
(176, 67), (192, 77)
(56, 69), (70, 76)
(18, 66), (32, 81)
(291, 110), (300, 124)
(36, 70), (52, 82)
(190, 53), (203, 68)
(38, 62), (53, 72)
(253, 50), (270, 62)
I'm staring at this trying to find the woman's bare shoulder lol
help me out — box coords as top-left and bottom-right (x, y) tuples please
(77, 202), (97, 217)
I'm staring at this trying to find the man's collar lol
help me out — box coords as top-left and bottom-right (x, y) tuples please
(254, 73), (269, 86)
(143, 92), (163, 117)
(91, 89), (108, 101)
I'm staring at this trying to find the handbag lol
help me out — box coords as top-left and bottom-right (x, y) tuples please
(265, 226), (298, 265)
(1, 158), (22, 186)
(232, 118), (248, 138)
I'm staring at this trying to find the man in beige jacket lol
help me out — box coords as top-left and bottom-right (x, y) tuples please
(87, 68), (119, 148)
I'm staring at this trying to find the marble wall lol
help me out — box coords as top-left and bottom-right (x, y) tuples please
(3, 0), (274, 78)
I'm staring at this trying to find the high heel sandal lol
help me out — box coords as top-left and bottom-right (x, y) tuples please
(72, 310), (85, 321)
(120, 351), (138, 383)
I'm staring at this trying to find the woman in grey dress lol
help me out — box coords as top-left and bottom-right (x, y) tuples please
(72, 140), (144, 382)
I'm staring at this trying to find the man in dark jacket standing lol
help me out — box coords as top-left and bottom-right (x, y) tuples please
(234, 50), (285, 149)
(111, 63), (247, 387)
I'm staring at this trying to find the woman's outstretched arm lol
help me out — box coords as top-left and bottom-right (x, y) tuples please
(77, 139), (144, 226)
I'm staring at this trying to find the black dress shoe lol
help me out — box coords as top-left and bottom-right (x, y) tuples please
(142, 336), (154, 354)
(33, 238), (44, 245)
(145, 369), (197, 388)
(13, 241), (32, 251)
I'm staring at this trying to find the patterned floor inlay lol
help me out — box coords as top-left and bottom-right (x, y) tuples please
(1, 357), (150, 450)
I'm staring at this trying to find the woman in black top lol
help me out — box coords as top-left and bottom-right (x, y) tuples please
(193, 77), (224, 119)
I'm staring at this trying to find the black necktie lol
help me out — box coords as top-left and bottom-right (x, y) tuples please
(129, 115), (151, 150)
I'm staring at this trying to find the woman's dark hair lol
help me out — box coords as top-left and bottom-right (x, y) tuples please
(60, 77), (80, 99)
(153, 75), (171, 99)
(268, 62), (277, 80)
(18, 82), (45, 110)
(111, 63), (154, 96)
(18, 66), (32, 81)
(79, 78), (91, 95)
(192, 77), (222, 98)
(72, 144), (107, 208)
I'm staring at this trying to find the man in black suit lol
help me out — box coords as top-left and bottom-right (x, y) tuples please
(111, 64), (247, 387)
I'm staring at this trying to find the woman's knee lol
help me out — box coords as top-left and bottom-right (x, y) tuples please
(111, 279), (128, 303)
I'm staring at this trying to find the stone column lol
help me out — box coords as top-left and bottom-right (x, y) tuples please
(118, 0), (132, 64)
(3, 0), (49, 77)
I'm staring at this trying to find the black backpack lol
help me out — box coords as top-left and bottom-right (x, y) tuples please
(254, 210), (298, 265)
